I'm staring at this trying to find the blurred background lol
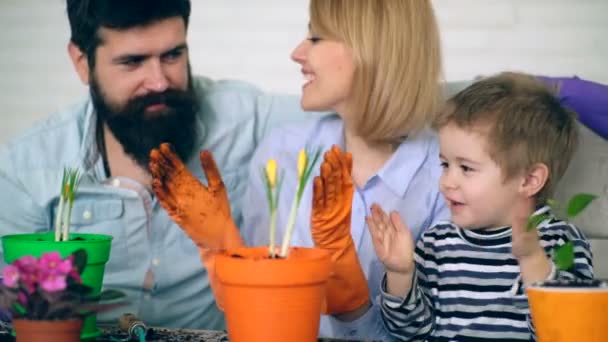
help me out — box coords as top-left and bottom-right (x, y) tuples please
(0, 0), (606, 144)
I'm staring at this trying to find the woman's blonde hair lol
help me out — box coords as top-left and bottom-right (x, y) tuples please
(310, 0), (443, 144)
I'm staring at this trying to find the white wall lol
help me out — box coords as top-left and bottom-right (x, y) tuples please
(0, 0), (606, 144)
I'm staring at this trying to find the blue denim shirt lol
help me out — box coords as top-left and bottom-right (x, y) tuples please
(0, 76), (309, 330)
(242, 115), (450, 340)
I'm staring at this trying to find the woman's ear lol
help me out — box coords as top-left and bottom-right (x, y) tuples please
(520, 163), (549, 198)
(68, 42), (90, 85)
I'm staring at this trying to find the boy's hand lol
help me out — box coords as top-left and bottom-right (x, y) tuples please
(367, 204), (416, 298)
(511, 197), (552, 285)
(511, 197), (543, 260)
(367, 204), (416, 275)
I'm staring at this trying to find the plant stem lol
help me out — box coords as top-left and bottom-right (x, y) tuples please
(268, 210), (277, 257)
(61, 201), (72, 241)
(54, 196), (65, 242)
(280, 196), (299, 257)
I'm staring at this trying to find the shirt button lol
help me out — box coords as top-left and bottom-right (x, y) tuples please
(82, 210), (92, 220)
(152, 258), (160, 267)
(112, 179), (121, 187)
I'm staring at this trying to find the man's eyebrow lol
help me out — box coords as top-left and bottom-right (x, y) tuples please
(161, 43), (188, 57)
(112, 53), (147, 64)
(112, 43), (188, 63)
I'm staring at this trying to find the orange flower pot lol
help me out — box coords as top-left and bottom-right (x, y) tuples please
(215, 246), (331, 342)
(13, 319), (83, 342)
(527, 284), (608, 342)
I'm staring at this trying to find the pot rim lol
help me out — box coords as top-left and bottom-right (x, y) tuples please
(2, 232), (113, 243)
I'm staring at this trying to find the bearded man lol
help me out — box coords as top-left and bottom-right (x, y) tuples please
(0, 0), (306, 330)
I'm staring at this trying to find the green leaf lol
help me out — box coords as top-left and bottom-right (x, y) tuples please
(13, 302), (26, 315)
(274, 171), (284, 209)
(566, 193), (597, 218)
(71, 248), (88, 275)
(527, 213), (549, 231)
(261, 167), (274, 212)
(67, 283), (94, 296)
(554, 241), (575, 271)
(298, 146), (322, 200)
(97, 289), (126, 301)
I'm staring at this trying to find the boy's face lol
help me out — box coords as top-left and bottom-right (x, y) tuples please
(438, 122), (524, 229)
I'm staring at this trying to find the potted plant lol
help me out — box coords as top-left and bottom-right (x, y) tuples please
(1, 168), (115, 339)
(526, 193), (608, 342)
(0, 249), (125, 342)
(215, 147), (333, 342)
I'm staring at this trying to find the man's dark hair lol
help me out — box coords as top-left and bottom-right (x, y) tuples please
(66, 0), (191, 66)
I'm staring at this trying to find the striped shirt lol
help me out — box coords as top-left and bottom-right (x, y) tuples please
(380, 205), (594, 342)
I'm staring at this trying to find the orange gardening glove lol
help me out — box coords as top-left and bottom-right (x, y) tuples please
(149, 143), (244, 310)
(311, 145), (370, 315)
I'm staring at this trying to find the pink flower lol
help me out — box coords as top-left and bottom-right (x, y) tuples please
(39, 273), (67, 292)
(13, 255), (40, 294)
(17, 291), (27, 306)
(20, 272), (38, 294)
(13, 255), (38, 273)
(2, 265), (20, 288)
(39, 252), (72, 276)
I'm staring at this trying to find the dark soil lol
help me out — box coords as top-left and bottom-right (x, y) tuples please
(97, 326), (229, 341)
(539, 279), (607, 288)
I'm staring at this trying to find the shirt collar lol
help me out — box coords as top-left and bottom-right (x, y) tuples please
(457, 204), (553, 247)
(315, 115), (436, 198)
(78, 98), (108, 181)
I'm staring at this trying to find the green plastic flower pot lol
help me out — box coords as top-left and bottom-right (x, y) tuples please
(2, 232), (113, 340)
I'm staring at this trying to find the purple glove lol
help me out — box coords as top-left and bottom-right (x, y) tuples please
(538, 76), (608, 140)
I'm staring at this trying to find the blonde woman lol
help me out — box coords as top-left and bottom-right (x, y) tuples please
(147, 0), (606, 339)
(242, 0), (446, 339)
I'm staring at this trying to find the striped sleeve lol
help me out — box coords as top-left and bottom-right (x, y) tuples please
(380, 236), (436, 341)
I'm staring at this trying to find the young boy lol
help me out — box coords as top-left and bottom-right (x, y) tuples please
(367, 72), (594, 341)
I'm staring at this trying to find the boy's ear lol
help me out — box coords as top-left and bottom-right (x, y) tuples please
(68, 42), (90, 85)
(520, 163), (549, 198)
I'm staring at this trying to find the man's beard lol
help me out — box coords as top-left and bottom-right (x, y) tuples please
(90, 75), (199, 170)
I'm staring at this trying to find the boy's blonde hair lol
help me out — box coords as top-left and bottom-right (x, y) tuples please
(309, 0), (443, 145)
(434, 72), (579, 202)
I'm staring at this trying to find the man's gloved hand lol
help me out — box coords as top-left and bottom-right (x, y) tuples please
(149, 143), (243, 250)
(311, 145), (370, 315)
(149, 143), (244, 309)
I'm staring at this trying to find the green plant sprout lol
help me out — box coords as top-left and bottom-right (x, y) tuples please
(279, 147), (321, 258)
(262, 159), (284, 257)
(527, 193), (597, 271)
(54, 167), (82, 242)
(261, 147), (321, 258)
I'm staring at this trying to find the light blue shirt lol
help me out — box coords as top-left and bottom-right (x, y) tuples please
(242, 114), (450, 340)
(0, 76), (309, 330)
